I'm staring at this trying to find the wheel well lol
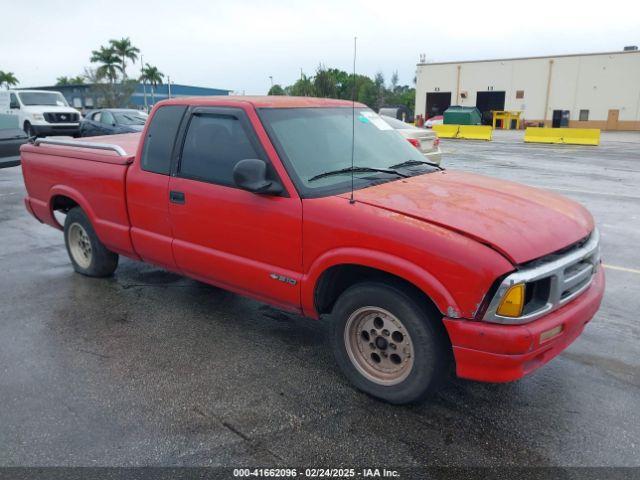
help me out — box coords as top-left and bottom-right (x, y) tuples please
(314, 264), (443, 318)
(51, 195), (79, 214)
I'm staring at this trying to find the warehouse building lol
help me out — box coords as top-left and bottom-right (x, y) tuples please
(415, 48), (640, 130)
(22, 83), (230, 112)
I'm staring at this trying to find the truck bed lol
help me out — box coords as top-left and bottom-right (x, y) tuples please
(20, 133), (142, 258)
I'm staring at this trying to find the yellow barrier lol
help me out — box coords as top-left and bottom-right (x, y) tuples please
(458, 125), (493, 141)
(433, 124), (492, 141)
(524, 127), (600, 146)
(432, 124), (459, 138)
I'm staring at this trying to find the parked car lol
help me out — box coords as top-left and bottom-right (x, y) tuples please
(425, 115), (443, 128)
(20, 97), (604, 404)
(378, 106), (413, 123)
(2, 90), (81, 137)
(0, 128), (28, 167)
(381, 115), (441, 165)
(80, 109), (148, 137)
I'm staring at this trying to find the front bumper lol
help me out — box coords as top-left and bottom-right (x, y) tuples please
(31, 124), (80, 137)
(443, 267), (605, 382)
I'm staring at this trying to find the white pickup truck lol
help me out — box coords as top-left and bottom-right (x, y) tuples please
(1, 90), (81, 137)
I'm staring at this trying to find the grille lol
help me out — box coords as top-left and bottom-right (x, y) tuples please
(44, 112), (79, 123)
(483, 229), (600, 324)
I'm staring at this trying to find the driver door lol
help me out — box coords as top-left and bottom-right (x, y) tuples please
(168, 106), (303, 311)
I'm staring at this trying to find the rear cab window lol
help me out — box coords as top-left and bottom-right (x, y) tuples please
(141, 105), (187, 175)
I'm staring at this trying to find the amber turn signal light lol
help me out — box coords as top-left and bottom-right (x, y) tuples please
(496, 283), (525, 317)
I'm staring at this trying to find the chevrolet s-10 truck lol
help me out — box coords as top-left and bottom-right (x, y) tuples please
(20, 96), (604, 404)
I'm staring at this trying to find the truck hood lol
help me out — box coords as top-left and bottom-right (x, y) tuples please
(349, 170), (594, 264)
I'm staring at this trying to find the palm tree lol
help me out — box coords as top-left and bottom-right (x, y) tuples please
(140, 63), (164, 105)
(109, 37), (140, 79)
(90, 46), (121, 84)
(0, 71), (19, 89)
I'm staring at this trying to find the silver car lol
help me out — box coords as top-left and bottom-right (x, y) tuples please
(381, 115), (442, 165)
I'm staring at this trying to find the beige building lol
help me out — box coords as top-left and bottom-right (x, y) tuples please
(415, 49), (640, 130)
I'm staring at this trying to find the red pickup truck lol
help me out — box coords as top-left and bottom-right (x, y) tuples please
(20, 96), (604, 404)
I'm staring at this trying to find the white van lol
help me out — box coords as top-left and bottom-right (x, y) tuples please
(2, 90), (82, 137)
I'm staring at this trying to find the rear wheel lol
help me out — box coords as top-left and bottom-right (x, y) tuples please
(331, 282), (449, 404)
(64, 207), (118, 277)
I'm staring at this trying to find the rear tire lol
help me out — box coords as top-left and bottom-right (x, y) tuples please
(64, 207), (118, 277)
(331, 282), (449, 404)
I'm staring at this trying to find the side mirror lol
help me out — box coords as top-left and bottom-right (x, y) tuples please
(10, 102), (20, 109)
(233, 159), (283, 195)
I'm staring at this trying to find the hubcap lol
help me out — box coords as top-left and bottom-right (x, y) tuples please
(344, 306), (414, 386)
(68, 223), (92, 269)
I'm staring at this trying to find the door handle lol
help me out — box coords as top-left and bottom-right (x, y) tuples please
(170, 190), (185, 204)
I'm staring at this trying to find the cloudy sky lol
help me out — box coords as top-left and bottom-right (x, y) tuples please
(2, 0), (638, 93)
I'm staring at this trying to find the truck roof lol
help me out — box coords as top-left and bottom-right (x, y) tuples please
(161, 95), (365, 108)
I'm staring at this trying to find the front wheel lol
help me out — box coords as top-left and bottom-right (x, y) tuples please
(64, 207), (119, 277)
(24, 121), (36, 138)
(331, 282), (449, 404)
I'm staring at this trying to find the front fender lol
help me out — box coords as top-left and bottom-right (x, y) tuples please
(301, 247), (459, 319)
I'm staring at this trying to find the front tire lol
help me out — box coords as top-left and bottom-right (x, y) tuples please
(64, 207), (118, 277)
(331, 282), (449, 404)
(24, 121), (36, 138)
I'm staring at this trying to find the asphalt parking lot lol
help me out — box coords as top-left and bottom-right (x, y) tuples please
(1, 131), (639, 469)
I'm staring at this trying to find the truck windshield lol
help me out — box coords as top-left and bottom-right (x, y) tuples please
(259, 107), (438, 198)
(18, 92), (69, 107)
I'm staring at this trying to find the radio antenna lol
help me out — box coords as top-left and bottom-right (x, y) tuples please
(350, 36), (357, 205)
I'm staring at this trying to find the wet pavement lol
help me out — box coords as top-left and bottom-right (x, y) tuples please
(1, 132), (639, 468)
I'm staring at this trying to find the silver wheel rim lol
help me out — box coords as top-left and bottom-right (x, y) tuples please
(68, 223), (92, 269)
(344, 306), (415, 386)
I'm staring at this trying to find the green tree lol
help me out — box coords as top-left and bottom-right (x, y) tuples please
(90, 46), (121, 83)
(56, 75), (85, 86)
(109, 37), (140, 79)
(268, 84), (285, 95)
(390, 71), (399, 92)
(0, 71), (19, 89)
(140, 63), (164, 105)
(287, 72), (314, 96)
(313, 64), (338, 98)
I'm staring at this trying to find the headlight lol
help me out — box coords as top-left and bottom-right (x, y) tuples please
(495, 283), (525, 317)
(32, 113), (44, 121)
(482, 229), (600, 325)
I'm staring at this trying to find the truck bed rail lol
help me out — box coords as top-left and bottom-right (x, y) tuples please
(33, 138), (128, 157)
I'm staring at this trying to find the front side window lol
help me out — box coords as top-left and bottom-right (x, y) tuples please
(100, 112), (115, 125)
(178, 112), (262, 186)
(259, 107), (438, 198)
(141, 105), (187, 175)
(18, 92), (68, 107)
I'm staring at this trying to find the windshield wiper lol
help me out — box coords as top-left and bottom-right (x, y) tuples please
(308, 166), (408, 182)
(389, 159), (443, 170)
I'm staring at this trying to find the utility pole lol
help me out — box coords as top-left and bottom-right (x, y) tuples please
(269, 76), (273, 87)
(167, 76), (172, 99)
